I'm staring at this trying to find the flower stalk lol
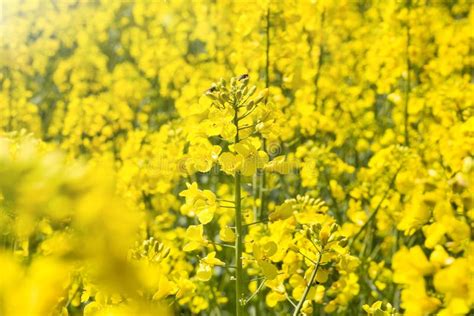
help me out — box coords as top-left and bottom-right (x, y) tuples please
(233, 98), (245, 316)
(293, 250), (322, 316)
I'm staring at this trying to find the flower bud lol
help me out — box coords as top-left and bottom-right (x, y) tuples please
(255, 88), (269, 104)
(302, 300), (313, 314)
(219, 92), (229, 102)
(206, 92), (217, 100)
(312, 223), (322, 234)
(246, 100), (255, 110)
(319, 224), (331, 245)
(247, 85), (257, 97)
(338, 238), (348, 248)
(162, 247), (171, 258)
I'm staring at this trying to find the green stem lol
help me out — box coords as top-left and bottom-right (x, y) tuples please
(265, 7), (271, 89)
(234, 99), (245, 316)
(259, 6), (271, 223)
(313, 9), (325, 110)
(293, 251), (322, 316)
(349, 167), (401, 249)
(404, 0), (411, 147)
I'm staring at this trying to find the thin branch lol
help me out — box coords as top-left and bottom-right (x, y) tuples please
(349, 167), (401, 249)
(308, 238), (322, 254)
(239, 124), (256, 131)
(293, 251), (322, 316)
(243, 219), (268, 227)
(286, 292), (297, 308)
(244, 279), (266, 305)
(290, 248), (318, 265)
(208, 241), (235, 249)
(238, 107), (257, 121)
(218, 199), (235, 204)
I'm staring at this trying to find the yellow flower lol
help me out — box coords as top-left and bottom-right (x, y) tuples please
(264, 155), (295, 174)
(179, 182), (217, 224)
(429, 245), (454, 268)
(393, 246), (434, 284)
(434, 258), (472, 315)
(185, 140), (222, 173)
(196, 252), (225, 282)
(423, 222), (447, 249)
(201, 252), (225, 267)
(399, 280), (440, 316)
(201, 107), (236, 141)
(196, 263), (213, 281)
(269, 200), (294, 221)
(218, 152), (240, 175)
(152, 276), (177, 301)
(219, 226), (236, 243)
(329, 180), (345, 202)
(234, 140), (269, 177)
(183, 225), (207, 252)
(266, 291), (286, 308)
(393, 246), (442, 315)
(362, 301), (396, 316)
(253, 241), (279, 280)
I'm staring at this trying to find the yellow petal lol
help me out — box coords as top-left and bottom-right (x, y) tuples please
(263, 241), (277, 257)
(260, 260), (278, 280)
(197, 208), (214, 224)
(196, 263), (213, 281)
(220, 226), (236, 243)
(186, 224), (204, 241)
(202, 252), (225, 266)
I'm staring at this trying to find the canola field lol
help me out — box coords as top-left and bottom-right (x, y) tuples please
(0, 0), (473, 315)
